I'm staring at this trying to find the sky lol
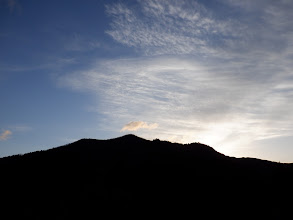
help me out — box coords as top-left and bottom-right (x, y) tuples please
(1, 0), (293, 162)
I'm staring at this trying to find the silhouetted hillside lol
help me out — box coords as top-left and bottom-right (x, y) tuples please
(0, 134), (292, 219)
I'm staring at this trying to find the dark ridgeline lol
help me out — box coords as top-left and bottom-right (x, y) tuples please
(0, 134), (292, 219)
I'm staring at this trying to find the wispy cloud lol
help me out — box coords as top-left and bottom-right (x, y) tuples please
(0, 130), (12, 141)
(58, 55), (293, 150)
(121, 121), (158, 131)
(10, 125), (32, 132)
(106, 0), (293, 59)
(59, 0), (293, 158)
(106, 0), (236, 56)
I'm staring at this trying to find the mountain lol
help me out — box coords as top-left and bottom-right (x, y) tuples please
(0, 134), (292, 219)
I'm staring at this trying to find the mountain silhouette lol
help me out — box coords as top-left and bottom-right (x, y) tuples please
(0, 134), (292, 219)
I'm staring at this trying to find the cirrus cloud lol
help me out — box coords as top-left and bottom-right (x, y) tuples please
(58, 0), (293, 161)
(106, 0), (236, 56)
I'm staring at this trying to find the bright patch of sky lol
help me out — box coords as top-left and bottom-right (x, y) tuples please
(1, 0), (293, 162)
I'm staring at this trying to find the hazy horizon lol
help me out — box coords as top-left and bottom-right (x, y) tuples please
(1, 0), (293, 162)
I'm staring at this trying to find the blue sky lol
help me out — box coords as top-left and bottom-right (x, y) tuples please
(1, 0), (293, 162)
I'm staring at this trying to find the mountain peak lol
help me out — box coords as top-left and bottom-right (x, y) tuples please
(108, 134), (147, 143)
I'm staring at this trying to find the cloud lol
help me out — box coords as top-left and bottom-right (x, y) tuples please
(106, 0), (293, 59)
(0, 130), (12, 141)
(121, 121), (158, 131)
(58, 0), (293, 159)
(11, 126), (32, 132)
(58, 56), (293, 146)
(105, 0), (228, 56)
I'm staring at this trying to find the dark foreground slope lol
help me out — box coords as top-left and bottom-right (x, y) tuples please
(0, 134), (292, 219)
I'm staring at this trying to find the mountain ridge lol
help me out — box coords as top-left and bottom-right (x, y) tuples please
(0, 134), (276, 163)
(0, 134), (292, 219)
